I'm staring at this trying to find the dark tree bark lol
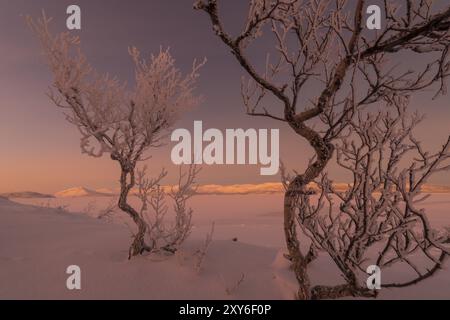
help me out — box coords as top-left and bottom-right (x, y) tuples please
(117, 164), (152, 258)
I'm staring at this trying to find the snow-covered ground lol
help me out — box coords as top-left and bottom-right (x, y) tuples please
(1, 194), (449, 299)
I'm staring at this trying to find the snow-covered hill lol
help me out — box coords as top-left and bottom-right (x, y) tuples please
(54, 187), (114, 198)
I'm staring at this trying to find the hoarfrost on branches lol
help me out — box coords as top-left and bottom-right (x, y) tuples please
(196, 0), (450, 299)
(28, 12), (205, 258)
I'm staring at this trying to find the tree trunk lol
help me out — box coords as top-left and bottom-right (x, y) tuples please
(284, 177), (311, 299)
(128, 214), (150, 258)
(117, 165), (151, 259)
(283, 121), (335, 299)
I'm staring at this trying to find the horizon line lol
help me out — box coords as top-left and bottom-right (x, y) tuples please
(3, 182), (450, 198)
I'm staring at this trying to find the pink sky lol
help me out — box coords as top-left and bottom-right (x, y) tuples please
(0, 0), (449, 193)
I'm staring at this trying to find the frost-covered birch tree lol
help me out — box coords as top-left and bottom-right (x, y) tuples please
(28, 13), (204, 258)
(195, 0), (450, 299)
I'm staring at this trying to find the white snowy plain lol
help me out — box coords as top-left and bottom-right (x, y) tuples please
(1, 194), (449, 299)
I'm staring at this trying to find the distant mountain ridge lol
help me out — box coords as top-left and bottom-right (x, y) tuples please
(3, 183), (450, 199)
(196, 183), (450, 195)
(54, 187), (114, 198)
(1, 191), (54, 199)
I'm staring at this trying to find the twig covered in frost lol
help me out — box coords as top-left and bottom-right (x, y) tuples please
(224, 273), (245, 296)
(195, 222), (215, 273)
(136, 165), (200, 254)
(97, 197), (118, 221)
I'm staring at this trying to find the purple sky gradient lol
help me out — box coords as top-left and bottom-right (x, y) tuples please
(0, 0), (449, 193)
